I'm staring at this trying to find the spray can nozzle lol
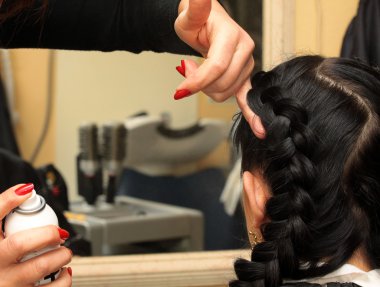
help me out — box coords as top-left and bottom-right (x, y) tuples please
(15, 190), (46, 214)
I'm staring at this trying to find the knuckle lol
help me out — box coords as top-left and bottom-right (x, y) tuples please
(33, 258), (50, 278)
(214, 81), (231, 93)
(204, 87), (230, 102)
(64, 247), (73, 262)
(242, 32), (255, 52)
(211, 61), (228, 75)
(213, 98), (225, 103)
(247, 38), (255, 52)
(6, 235), (24, 255)
(45, 226), (59, 243)
(239, 38), (254, 56)
(211, 93), (228, 103)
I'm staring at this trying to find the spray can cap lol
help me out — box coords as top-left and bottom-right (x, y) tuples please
(16, 190), (46, 214)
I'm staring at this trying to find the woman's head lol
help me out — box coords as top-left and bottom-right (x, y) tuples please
(232, 56), (380, 286)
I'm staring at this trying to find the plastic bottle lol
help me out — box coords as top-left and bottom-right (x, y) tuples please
(4, 189), (61, 285)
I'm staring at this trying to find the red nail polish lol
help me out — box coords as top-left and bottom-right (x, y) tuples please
(175, 60), (186, 77)
(58, 227), (70, 240)
(67, 267), (72, 277)
(15, 183), (34, 196)
(174, 89), (192, 100)
(176, 66), (185, 77)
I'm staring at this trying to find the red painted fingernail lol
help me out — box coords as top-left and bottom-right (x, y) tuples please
(15, 183), (34, 196)
(175, 60), (186, 77)
(176, 66), (185, 77)
(174, 89), (192, 100)
(58, 227), (70, 240)
(67, 267), (72, 277)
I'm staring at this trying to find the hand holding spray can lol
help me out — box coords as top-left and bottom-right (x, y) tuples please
(4, 189), (64, 285)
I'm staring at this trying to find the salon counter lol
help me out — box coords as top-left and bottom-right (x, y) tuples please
(71, 249), (250, 287)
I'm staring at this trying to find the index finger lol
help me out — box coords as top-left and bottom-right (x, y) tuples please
(0, 184), (34, 221)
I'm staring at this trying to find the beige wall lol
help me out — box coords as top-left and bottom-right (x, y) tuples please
(8, 50), (197, 198)
(54, 51), (198, 198)
(10, 49), (55, 167)
(295, 0), (359, 56)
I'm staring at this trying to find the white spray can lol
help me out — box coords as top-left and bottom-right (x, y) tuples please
(4, 189), (61, 285)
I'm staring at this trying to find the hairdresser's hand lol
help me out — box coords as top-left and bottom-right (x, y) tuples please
(174, 0), (255, 102)
(0, 184), (72, 287)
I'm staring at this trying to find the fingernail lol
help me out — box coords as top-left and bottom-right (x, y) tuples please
(15, 183), (34, 196)
(58, 227), (70, 240)
(175, 60), (186, 77)
(174, 89), (192, 100)
(176, 66), (185, 77)
(67, 267), (72, 277)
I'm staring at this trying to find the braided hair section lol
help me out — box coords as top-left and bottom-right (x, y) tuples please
(231, 56), (380, 287)
(232, 70), (319, 286)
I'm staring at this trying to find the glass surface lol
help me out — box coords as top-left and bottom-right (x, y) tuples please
(56, 1), (264, 255)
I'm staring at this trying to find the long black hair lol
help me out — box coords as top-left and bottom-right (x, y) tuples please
(232, 56), (380, 287)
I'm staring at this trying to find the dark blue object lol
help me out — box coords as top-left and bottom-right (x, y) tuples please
(118, 168), (248, 250)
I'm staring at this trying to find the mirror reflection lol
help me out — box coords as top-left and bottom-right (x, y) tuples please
(55, 0), (263, 256)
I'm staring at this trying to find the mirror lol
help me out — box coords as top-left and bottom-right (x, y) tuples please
(47, 0), (263, 255)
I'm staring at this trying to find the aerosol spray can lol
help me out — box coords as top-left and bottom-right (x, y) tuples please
(4, 189), (61, 285)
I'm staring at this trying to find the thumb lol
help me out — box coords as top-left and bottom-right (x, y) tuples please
(182, 0), (211, 30)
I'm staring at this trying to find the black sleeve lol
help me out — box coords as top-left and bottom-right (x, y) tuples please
(0, 0), (198, 55)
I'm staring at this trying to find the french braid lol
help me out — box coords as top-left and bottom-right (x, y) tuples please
(233, 71), (319, 287)
(231, 56), (380, 287)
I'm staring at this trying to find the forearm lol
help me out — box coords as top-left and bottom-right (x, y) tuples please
(0, 0), (197, 55)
